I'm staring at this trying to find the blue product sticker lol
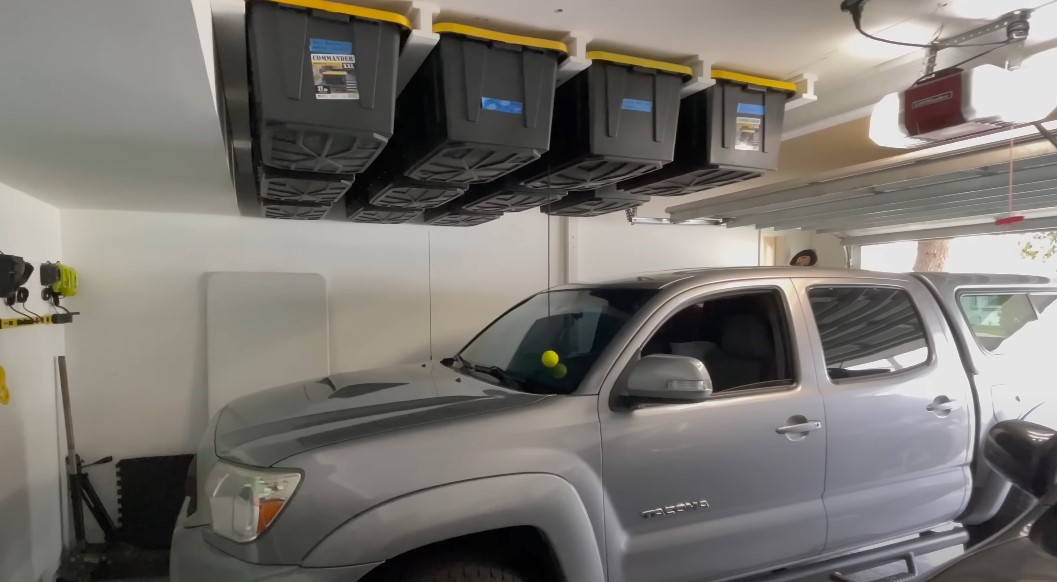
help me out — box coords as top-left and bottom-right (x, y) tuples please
(481, 97), (524, 114)
(621, 98), (653, 112)
(309, 38), (353, 55)
(737, 103), (765, 116)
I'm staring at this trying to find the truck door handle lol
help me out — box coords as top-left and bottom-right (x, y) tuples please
(927, 399), (960, 414)
(775, 421), (823, 435)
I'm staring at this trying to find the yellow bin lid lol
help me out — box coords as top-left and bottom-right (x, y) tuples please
(433, 23), (568, 56)
(586, 51), (693, 79)
(712, 69), (797, 95)
(262, 0), (412, 30)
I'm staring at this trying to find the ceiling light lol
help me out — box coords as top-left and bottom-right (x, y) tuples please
(868, 58), (1057, 148)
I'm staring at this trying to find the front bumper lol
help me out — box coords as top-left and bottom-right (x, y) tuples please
(170, 510), (381, 581)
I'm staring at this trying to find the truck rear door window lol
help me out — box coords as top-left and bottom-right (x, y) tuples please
(960, 292), (1057, 354)
(807, 287), (930, 380)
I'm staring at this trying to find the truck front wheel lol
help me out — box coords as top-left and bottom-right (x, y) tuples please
(389, 556), (530, 582)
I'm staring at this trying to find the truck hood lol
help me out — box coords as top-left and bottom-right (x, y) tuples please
(214, 362), (547, 466)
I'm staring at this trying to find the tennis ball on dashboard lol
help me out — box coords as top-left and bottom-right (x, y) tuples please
(541, 350), (560, 368)
(551, 363), (568, 379)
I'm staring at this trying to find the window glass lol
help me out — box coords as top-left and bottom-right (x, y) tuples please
(459, 288), (656, 394)
(639, 290), (794, 393)
(808, 287), (930, 380)
(959, 294), (1035, 353)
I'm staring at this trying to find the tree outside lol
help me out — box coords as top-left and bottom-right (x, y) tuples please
(913, 239), (952, 272)
(1020, 231), (1057, 262)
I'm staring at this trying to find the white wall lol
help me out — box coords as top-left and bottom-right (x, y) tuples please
(59, 206), (760, 539)
(574, 211), (761, 281)
(0, 183), (66, 582)
(59, 208), (553, 537)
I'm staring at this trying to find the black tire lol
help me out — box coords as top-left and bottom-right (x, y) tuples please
(391, 556), (528, 582)
(965, 486), (1035, 547)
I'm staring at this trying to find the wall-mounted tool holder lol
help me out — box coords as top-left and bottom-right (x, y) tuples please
(2, 312), (79, 330)
(39, 262), (78, 307)
(1, 254), (33, 305)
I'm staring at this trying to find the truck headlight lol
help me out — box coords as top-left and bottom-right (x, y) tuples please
(205, 461), (301, 542)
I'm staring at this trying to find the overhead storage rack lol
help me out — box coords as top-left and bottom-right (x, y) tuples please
(387, 23), (568, 185)
(543, 187), (649, 217)
(456, 178), (566, 214)
(247, 0), (410, 218)
(621, 70), (796, 197)
(514, 52), (690, 191)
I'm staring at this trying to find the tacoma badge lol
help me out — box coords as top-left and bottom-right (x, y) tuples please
(641, 499), (710, 519)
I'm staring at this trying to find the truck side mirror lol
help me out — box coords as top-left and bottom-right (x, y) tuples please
(626, 354), (713, 402)
(985, 420), (1057, 498)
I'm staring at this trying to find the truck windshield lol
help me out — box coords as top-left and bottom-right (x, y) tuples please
(457, 288), (656, 395)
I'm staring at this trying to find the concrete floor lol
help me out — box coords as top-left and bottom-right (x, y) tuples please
(131, 545), (963, 582)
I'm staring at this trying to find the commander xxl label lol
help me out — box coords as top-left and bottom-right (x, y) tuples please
(309, 38), (359, 100)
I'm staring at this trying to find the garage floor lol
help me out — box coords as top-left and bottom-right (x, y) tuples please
(122, 545), (962, 582)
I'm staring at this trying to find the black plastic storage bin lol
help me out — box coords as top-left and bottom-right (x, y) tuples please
(263, 202), (332, 220)
(368, 176), (466, 209)
(621, 71), (794, 197)
(424, 204), (501, 227)
(542, 187), (648, 217)
(457, 178), (565, 213)
(355, 137), (467, 209)
(391, 24), (567, 184)
(247, 0), (409, 174)
(259, 167), (353, 208)
(514, 52), (689, 191)
(346, 197), (420, 224)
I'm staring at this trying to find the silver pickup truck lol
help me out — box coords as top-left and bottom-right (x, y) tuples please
(171, 267), (1057, 582)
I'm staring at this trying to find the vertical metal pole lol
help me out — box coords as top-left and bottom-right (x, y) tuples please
(58, 356), (86, 544)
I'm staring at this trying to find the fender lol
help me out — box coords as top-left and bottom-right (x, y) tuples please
(302, 473), (606, 582)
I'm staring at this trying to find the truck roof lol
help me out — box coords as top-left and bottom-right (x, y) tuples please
(558, 267), (1056, 291)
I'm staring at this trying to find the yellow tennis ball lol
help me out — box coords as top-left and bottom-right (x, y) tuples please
(551, 363), (568, 379)
(541, 350), (559, 368)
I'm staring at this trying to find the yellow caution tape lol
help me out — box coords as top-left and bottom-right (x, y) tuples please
(433, 23), (568, 55)
(0, 314), (75, 329)
(711, 69), (798, 94)
(0, 366), (8, 405)
(263, 0), (411, 30)
(586, 51), (693, 78)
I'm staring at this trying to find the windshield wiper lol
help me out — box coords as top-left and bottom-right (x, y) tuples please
(470, 365), (524, 390)
(452, 355), (524, 390)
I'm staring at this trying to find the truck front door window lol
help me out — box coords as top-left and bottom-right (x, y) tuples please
(807, 287), (930, 380)
(641, 289), (794, 393)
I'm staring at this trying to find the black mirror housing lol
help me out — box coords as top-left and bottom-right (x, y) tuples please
(985, 420), (1057, 498)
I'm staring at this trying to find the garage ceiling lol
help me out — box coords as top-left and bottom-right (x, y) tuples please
(2, 0), (1057, 216)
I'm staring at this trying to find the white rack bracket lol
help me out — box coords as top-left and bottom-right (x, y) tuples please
(556, 31), (592, 87)
(679, 56), (713, 98)
(785, 72), (818, 111)
(396, 2), (440, 95)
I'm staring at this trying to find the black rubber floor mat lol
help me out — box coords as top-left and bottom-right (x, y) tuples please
(116, 454), (194, 550)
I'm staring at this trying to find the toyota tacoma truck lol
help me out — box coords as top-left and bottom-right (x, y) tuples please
(172, 267), (1057, 582)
